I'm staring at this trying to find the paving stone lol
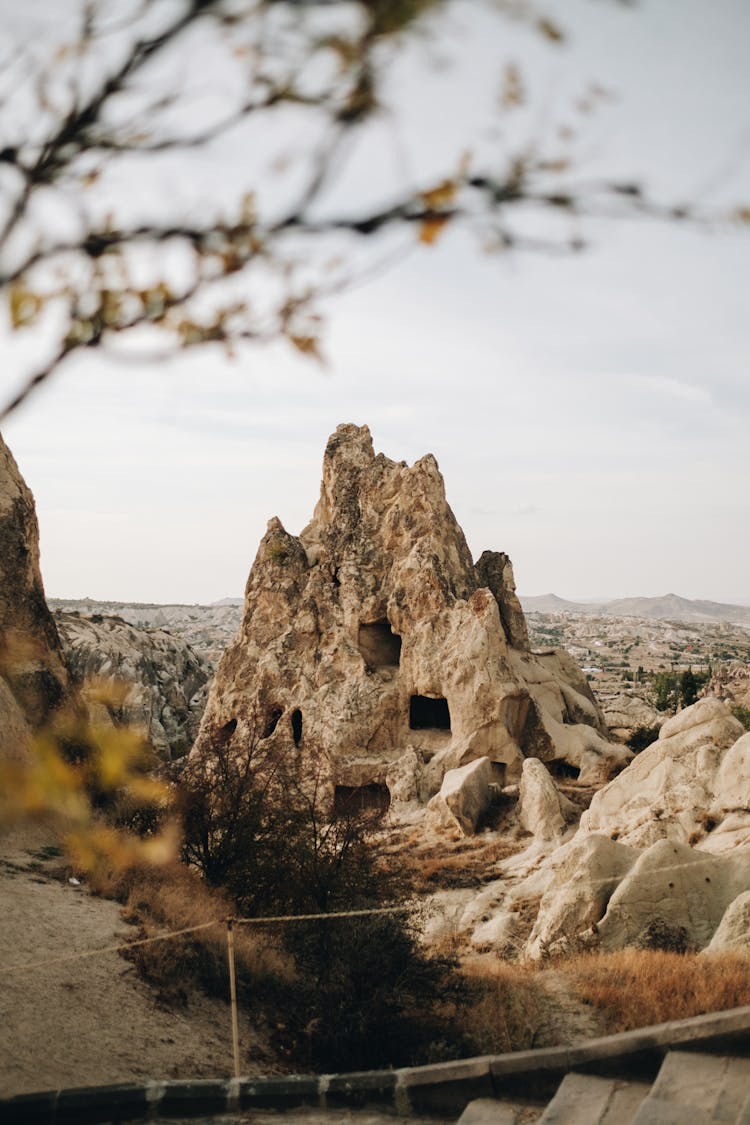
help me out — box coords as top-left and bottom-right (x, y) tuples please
(644, 1051), (750, 1121)
(538, 1073), (649, 1125)
(631, 1097), (714, 1125)
(456, 1096), (520, 1124)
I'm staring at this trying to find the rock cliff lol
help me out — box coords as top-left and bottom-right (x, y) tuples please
(194, 424), (629, 811)
(55, 612), (209, 759)
(0, 433), (74, 752)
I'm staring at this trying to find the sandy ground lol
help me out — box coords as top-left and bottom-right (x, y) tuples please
(0, 827), (276, 1098)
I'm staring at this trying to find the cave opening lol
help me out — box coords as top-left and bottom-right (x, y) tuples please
(357, 621), (402, 669)
(546, 759), (580, 781)
(409, 695), (451, 731)
(291, 708), (303, 746)
(333, 784), (391, 818)
(262, 707), (283, 739)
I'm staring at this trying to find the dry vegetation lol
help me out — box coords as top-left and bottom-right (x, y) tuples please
(89, 860), (293, 1008)
(561, 949), (750, 1032)
(378, 823), (526, 894)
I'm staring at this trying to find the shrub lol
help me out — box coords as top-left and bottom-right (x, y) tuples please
(627, 725), (661, 752)
(732, 705), (750, 731)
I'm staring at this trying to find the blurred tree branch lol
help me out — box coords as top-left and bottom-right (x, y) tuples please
(0, 0), (745, 418)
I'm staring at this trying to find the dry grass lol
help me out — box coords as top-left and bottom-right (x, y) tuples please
(89, 860), (293, 1005)
(561, 948), (750, 1032)
(454, 958), (549, 1054)
(378, 824), (524, 893)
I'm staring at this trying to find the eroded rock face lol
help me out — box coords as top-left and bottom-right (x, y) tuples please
(194, 425), (629, 807)
(578, 698), (745, 850)
(56, 613), (209, 759)
(517, 758), (575, 842)
(427, 756), (499, 835)
(0, 434), (73, 742)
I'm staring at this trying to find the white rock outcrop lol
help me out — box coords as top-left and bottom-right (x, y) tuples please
(193, 425), (630, 816)
(595, 839), (750, 952)
(706, 891), (750, 953)
(524, 834), (637, 959)
(427, 756), (499, 835)
(578, 698), (745, 850)
(517, 758), (575, 842)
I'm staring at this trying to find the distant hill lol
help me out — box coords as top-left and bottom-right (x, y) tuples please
(520, 593), (750, 626)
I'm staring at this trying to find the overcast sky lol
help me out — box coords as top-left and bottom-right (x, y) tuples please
(2, 0), (749, 605)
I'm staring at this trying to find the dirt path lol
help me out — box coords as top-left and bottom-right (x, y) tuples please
(535, 968), (608, 1046)
(0, 827), (276, 1097)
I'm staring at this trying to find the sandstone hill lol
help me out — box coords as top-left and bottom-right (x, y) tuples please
(191, 424), (750, 968)
(193, 424), (630, 821)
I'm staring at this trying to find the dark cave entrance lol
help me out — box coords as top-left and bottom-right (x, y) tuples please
(291, 708), (303, 746)
(409, 695), (451, 731)
(333, 784), (391, 818)
(357, 621), (402, 669)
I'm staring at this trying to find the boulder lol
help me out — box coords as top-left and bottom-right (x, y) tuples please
(578, 698), (745, 849)
(517, 758), (575, 842)
(427, 756), (498, 835)
(193, 425), (629, 810)
(595, 839), (750, 951)
(524, 834), (637, 959)
(705, 891), (750, 953)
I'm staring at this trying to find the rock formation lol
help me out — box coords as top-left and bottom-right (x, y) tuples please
(194, 424), (630, 814)
(455, 697), (750, 959)
(0, 433), (74, 752)
(55, 612), (209, 759)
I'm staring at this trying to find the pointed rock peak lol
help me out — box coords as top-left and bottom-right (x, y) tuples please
(195, 424), (626, 812)
(324, 423), (374, 464)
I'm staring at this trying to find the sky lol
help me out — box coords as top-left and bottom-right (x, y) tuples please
(1, 0), (749, 606)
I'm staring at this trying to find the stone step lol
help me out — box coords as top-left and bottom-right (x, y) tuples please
(632, 1051), (750, 1124)
(457, 1096), (524, 1124)
(538, 1073), (651, 1124)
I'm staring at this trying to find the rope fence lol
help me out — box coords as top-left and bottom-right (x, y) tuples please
(2, 851), (743, 1078)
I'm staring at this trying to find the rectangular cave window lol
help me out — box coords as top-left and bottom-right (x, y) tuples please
(409, 695), (451, 731)
(357, 621), (401, 669)
(333, 784), (391, 817)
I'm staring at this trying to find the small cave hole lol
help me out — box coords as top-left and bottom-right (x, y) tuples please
(218, 718), (237, 744)
(262, 707), (283, 739)
(333, 784), (391, 818)
(358, 621), (401, 669)
(291, 708), (303, 746)
(546, 759), (580, 781)
(409, 695), (451, 731)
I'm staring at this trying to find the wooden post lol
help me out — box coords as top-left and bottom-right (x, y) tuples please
(226, 919), (241, 1079)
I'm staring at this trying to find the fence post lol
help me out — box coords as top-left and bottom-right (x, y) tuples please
(226, 919), (241, 1079)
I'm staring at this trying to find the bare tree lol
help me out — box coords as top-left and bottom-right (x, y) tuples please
(0, 0), (740, 418)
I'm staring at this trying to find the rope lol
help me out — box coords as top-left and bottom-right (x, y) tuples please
(1, 847), (745, 978)
(0, 904), (411, 977)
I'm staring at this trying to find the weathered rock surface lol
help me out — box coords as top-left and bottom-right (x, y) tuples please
(427, 756), (499, 835)
(56, 613), (210, 759)
(706, 890), (750, 952)
(525, 834), (637, 959)
(707, 661), (750, 713)
(577, 698), (745, 850)
(0, 433), (74, 744)
(599, 690), (665, 745)
(194, 425), (630, 814)
(517, 758), (575, 842)
(595, 839), (750, 952)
